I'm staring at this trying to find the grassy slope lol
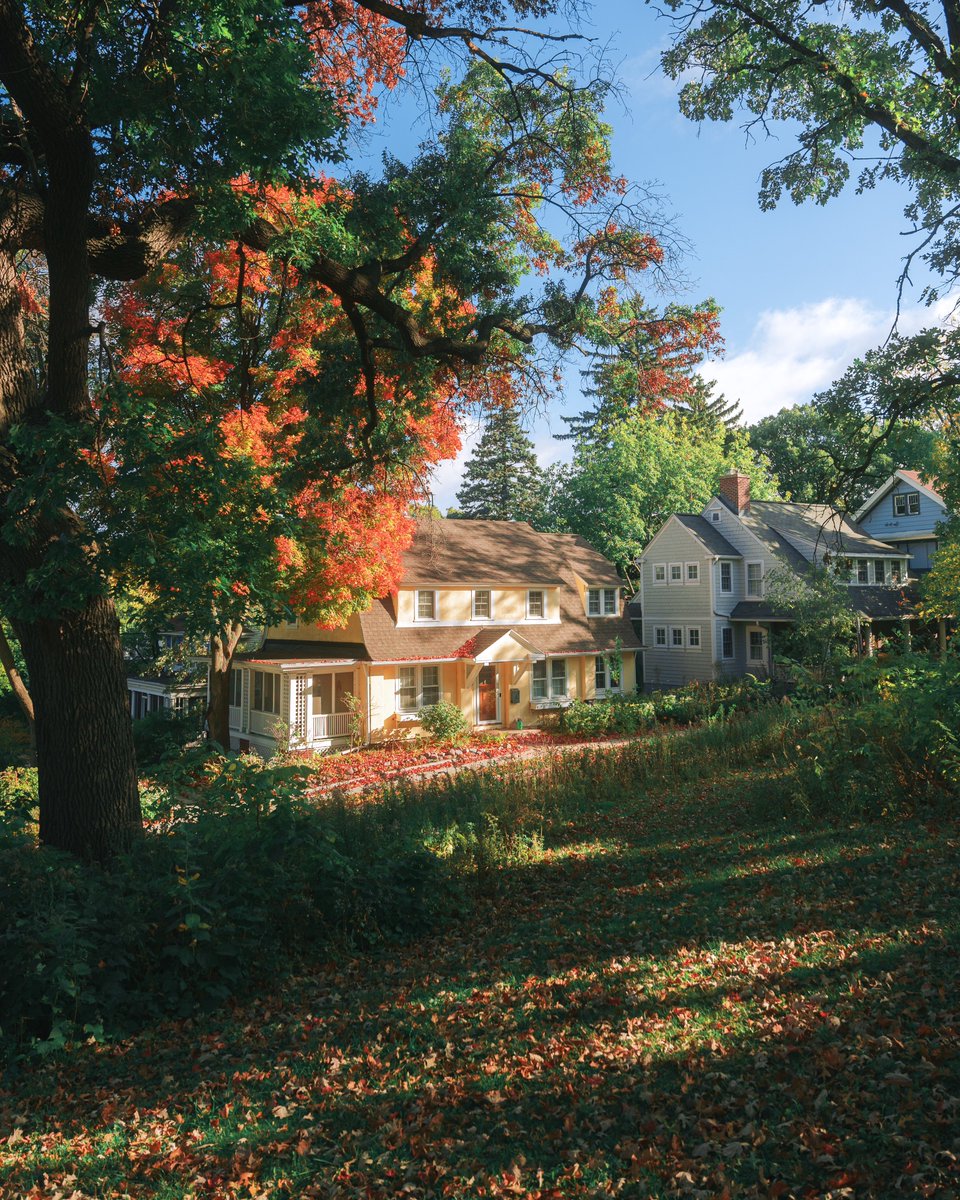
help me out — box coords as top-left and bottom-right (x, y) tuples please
(2, 720), (959, 1199)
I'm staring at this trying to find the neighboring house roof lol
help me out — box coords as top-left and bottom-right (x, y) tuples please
(402, 518), (565, 586)
(673, 513), (743, 557)
(854, 468), (947, 522)
(742, 500), (900, 564)
(240, 640), (369, 665)
(730, 586), (915, 623)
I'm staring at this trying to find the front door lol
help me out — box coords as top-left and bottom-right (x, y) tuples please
(476, 664), (499, 724)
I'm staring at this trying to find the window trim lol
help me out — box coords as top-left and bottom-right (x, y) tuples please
(746, 561), (764, 598)
(686, 625), (702, 650)
(653, 563), (667, 585)
(720, 626), (734, 660)
(873, 559), (886, 585)
(472, 588), (493, 621)
(710, 509), (721, 524)
(894, 490), (921, 517)
(653, 625), (667, 648)
(532, 657), (568, 701)
(594, 654), (622, 695)
(415, 589), (438, 622)
(684, 562), (700, 586)
(669, 625), (684, 650)
(719, 561), (733, 593)
(228, 667), (243, 708)
(587, 586), (619, 615)
(252, 669), (280, 715)
(397, 663), (442, 714)
(668, 562), (683, 585)
(748, 629), (766, 663)
(526, 589), (547, 620)
(856, 559), (869, 584)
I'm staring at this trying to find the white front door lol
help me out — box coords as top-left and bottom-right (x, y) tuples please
(476, 664), (500, 724)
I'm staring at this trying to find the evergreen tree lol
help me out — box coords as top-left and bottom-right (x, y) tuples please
(672, 377), (742, 438)
(456, 408), (548, 525)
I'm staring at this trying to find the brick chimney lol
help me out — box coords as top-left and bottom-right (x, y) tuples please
(718, 471), (751, 515)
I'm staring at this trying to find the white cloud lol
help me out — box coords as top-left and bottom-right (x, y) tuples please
(698, 296), (953, 424)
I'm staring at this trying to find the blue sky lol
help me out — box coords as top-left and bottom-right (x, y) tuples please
(360, 3), (938, 507)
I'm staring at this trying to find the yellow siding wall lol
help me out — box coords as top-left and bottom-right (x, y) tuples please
(266, 613), (365, 642)
(396, 587), (561, 624)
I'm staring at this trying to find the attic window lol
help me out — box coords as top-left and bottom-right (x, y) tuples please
(710, 510), (721, 523)
(416, 590), (437, 621)
(587, 587), (618, 615)
(893, 491), (920, 516)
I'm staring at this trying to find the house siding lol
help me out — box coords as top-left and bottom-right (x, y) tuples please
(858, 480), (947, 545)
(640, 518), (716, 690)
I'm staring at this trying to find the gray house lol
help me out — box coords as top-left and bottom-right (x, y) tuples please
(855, 469), (949, 576)
(638, 472), (914, 689)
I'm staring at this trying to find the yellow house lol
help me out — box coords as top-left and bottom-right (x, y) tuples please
(228, 518), (640, 754)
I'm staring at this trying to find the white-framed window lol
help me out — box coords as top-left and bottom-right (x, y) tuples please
(587, 586), (618, 615)
(891, 561), (902, 584)
(532, 658), (567, 700)
(685, 562), (700, 585)
(873, 559), (885, 584)
(894, 491), (920, 516)
(749, 630), (766, 662)
(669, 562), (683, 584)
(252, 670), (280, 715)
(719, 561), (733, 593)
(710, 510), (721, 524)
(670, 626), (684, 649)
(686, 626), (701, 649)
(397, 664), (441, 714)
(229, 667), (243, 708)
(653, 563), (667, 584)
(654, 625), (667, 647)
(416, 590), (437, 621)
(594, 654), (622, 694)
(857, 560), (869, 584)
(721, 626), (734, 660)
(746, 562), (763, 598)
(527, 589), (546, 619)
(472, 589), (493, 620)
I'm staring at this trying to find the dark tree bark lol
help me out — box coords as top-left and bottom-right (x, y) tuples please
(10, 597), (141, 861)
(207, 622), (245, 749)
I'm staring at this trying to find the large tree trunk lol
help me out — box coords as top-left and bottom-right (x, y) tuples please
(11, 595), (143, 861)
(207, 622), (244, 748)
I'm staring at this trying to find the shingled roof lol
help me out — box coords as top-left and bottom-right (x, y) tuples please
(743, 500), (900, 566)
(401, 518), (565, 586)
(673, 514), (743, 557)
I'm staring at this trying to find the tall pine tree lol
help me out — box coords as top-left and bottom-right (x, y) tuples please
(456, 408), (548, 525)
(672, 377), (742, 438)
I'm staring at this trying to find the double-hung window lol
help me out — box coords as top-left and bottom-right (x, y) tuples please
(398, 664), (441, 714)
(472, 589), (492, 620)
(653, 564), (667, 584)
(894, 491), (921, 516)
(687, 626), (701, 649)
(587, 587), (618, 615)
(669, 563), (683, 584)
(719, 562), (732, 593)
(594, 655), (622, 693)
(532, 658), (567, 701)
(873, 559), (886, 584)
(685, 563), (700, 585)
(228, 668), (243, 708)
(749, 631), (766, 662)
(654, 626), (667, 647)
(527, 590), (546, 619)
(746, 562), (763, 598)
(416, 590), (437, 621)
(721, 627), (734, 660)
(670, 626), (684, 649)
(252, 670), (280, 715)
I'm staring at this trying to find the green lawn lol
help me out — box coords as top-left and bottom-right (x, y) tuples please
(2, 732), (959, 1198)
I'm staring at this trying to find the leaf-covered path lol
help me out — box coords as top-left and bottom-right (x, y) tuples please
(3, 754), (959, 1198)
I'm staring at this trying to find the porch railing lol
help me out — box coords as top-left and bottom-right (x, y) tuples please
(312, 711), (352, 741)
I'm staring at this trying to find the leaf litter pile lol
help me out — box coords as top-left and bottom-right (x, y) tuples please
(2, 746), (959, 1199)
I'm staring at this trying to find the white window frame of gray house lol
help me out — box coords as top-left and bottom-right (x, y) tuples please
(894, 491), (921, 516)
(532, 658), (568, 701)
(857, 559), (869, 584)
(686, 626), (702, 650)
(710, 510), (721, 523)
(685, 562), (700, 585)
(416, 589), (438, 621)
(587, 586), (618, 615)
(527, 589), (546, 619)
(653, 563), (667, 584)
(746, 561), (763, 598)
(472, 589), (493, 620)
(719, 561), (733, 593)
(594, 654), (622, 694)
(721, 626), (734, 660)
(669, 562), (683, 584)
(873, 559), (886, 584)
(252, 669), (281, 715)
(670, 626), (684, 649)
(229, 667), (243, 708)
(749, 630), (766, 662)
(654, 625), (667, 647)
(397, 664), (441, 714)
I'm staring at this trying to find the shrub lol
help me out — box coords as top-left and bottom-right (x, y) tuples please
(560, 699), (612, 736)
(132, 708), (203, 767)
(418, 699), (469, 742)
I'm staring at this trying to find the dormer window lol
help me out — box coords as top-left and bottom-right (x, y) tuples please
(893, 491), (920, 516)
(472, 589), (492, 620)
(416, 590), (437, 621)
(587, 587), (618, 616)
(710, 510), (721, 523)
(527, 590), (546, 619)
